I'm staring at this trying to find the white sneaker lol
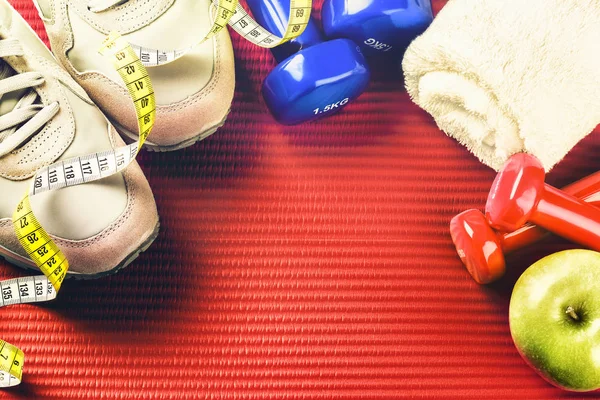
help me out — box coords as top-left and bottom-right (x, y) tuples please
(33, 0), (236, 151)
(0, 0), (159, 277)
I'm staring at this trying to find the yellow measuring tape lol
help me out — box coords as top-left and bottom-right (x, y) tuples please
(132, 0), (312, 66)
(0, 0), (312, 387)
(0, 32), (155, 387)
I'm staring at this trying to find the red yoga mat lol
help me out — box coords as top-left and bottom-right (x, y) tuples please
(1, 0), (600, 399)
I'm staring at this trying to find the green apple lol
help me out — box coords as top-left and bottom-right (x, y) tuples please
(509, 249), (600, 392)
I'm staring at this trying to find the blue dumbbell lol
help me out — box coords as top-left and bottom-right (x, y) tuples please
(247, 0), (371, 125)
(321, 0), (434, 58)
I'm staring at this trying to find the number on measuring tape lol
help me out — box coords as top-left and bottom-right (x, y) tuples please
(0, 340), (24, 388)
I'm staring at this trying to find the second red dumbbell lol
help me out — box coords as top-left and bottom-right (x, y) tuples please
(486, 154), (600, 252)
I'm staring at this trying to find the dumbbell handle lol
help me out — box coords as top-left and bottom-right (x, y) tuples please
(246, 0), (323, 62)
(501, 170), (600, 253)
(528, 184), (600, 250)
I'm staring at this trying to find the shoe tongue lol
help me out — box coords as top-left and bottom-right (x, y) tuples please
(0, 62), (34, 116)
(0, 3), (12, 31)
(0, 88), (28, 116)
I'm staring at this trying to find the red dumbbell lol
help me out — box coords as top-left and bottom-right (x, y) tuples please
(485, 154), (600, 255)
(450, 170), (600, 284)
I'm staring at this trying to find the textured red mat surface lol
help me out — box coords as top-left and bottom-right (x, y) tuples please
(2, 0), (600, 398)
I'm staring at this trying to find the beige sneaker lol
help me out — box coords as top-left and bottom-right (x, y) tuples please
(32, 0), (235, 151)
(0, 0), (159, 277)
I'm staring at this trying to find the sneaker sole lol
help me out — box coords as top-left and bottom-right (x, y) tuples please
(115, 110), (230, 152)
(0, 220), (160, 280)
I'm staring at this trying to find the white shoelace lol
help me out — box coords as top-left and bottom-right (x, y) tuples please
(0, 39), (59, 158)
(87, 0), (129, 12)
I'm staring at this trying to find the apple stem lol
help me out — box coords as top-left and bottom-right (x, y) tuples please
(566, 306), (580, 321)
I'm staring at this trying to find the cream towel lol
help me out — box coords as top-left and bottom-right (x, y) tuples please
(402, 0), (600, 171)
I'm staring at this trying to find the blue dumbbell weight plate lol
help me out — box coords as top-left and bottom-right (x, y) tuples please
(322, 0), (433, 57)
(262, 39), (370, 125)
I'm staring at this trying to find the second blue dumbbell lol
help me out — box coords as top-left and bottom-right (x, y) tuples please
(247, 0), (371, 125)
(322, 0), (434, 58)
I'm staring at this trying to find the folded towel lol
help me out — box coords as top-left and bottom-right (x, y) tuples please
(402, 0), (600, 171)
